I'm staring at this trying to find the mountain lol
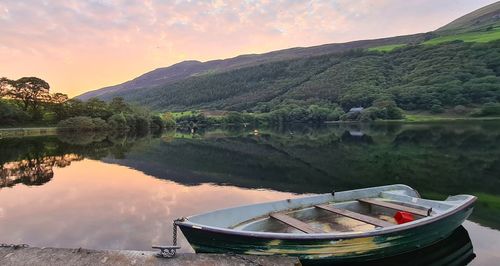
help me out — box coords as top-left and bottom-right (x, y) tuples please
(77, 33), (426, 101)
(438, 1), (500, 33)
(76, 2), (500, 113)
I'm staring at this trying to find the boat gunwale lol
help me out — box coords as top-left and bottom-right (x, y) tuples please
(176, 191), (477, 240)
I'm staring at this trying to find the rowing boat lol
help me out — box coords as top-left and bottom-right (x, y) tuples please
(175, 184), (476, 262)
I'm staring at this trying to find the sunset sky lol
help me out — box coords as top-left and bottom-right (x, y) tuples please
(0, 0), (498, 97)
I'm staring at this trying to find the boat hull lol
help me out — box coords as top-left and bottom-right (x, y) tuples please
(178, 203), (474, 262)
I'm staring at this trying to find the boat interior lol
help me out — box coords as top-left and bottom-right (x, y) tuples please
(232, 197), (432, 234)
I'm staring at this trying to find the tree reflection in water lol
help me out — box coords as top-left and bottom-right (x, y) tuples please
(0, 130), (161, 188)
(0, 154), (83, 187)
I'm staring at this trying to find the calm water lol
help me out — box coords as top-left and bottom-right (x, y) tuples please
(1, 123), (500, 265)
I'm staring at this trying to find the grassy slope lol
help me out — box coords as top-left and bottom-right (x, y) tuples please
(369, 28), (500, 51)
(170, 111), (196, 119)
(424, 27), (500, 45)
(368, 44), (407, 52)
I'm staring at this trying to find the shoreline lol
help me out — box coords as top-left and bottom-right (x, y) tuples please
(326, 115), (500, 124)
(0, 246), (299, 266)
(0, 127), (57, 138)
(1, 115), (499, 138)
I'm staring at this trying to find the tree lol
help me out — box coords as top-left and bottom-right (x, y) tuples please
(308, 105), (330, 122)
(84, 98), (112, 119)
(162, 112), (176, 128)
(372, 98), (404, 119)
(50, 93), (69, 104)
(151, 115), (167, 130)
(0, 77), (9, 98)
(6, 77), (51, 112)
(109, 97), (130, 113)
(54, 99), (86, 121)
(430, 104), (444, 114)
(107, 113), (129, 130)
(0, 100), (30, 125)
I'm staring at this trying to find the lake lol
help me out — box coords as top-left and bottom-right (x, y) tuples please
(1, 122), (499, 265)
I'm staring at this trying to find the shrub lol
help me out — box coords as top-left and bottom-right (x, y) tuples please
(328, 107), (345, 121)
(307, 105), (330, 122)
(124, 114), (137, 130)
(91, 118), (109, 130)
(473, 103), (500, 117)
(57, 116), (97, 131)
(453, 105), (467, 115)
(340, 111), (360, 121)
(161, 113), (176, 128)
(372, 99), (404, 119)
(430, 104), (444, 114)
(151, 115), (166, 130)
(359, 108), (375, 122)
(0, 100), (30, 125)
(135, 115), (150, 132)
(107, 113), (129, 130)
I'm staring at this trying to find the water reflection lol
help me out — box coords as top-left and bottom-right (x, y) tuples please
(102, 123), (500, 229)
(1, 122), (500, 264)
(0, 154), (82, 187)
(0, 131), (158, 189)
(310, 226), (475, 266)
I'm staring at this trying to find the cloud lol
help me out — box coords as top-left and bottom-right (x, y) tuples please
(0, 0), (498, 96)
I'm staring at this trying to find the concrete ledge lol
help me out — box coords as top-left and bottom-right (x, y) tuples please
(0, 247), (301, 266)
(0, 127), (57, 138)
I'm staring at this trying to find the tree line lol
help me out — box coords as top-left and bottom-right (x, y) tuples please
(0, 77), (168, 131)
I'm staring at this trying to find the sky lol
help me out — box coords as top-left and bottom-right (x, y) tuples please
(0, 0), (498, 97)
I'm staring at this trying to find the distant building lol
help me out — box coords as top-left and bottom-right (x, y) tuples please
(348, 107), (364, 113)
(349, 130), (364, 137)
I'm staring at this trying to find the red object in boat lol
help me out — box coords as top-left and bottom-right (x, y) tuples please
(394, 211), (414, 224)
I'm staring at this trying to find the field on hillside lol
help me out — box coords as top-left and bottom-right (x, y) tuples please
(171, 111), (196, 119)
(425, 28), (500, 45)
(368, 44), (406, 52)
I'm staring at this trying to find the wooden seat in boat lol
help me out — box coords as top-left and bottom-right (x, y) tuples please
(315, 204), (393, 227)
(270, 213), (324, 233)
(358, 198), (431, 216)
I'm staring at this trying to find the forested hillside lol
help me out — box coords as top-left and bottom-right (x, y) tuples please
(78, 33), (426, 101)
(103, 40), (500, 113)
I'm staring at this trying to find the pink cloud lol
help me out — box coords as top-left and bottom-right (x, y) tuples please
(0, 0), (497, 96)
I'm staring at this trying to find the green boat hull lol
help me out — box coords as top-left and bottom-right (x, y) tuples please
(178, 204), (474, 262)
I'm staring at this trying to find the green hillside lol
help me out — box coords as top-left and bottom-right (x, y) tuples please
(425, 27), (500, 45)
(109, 41), (500, 113)
(367, 44), (406, 52)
